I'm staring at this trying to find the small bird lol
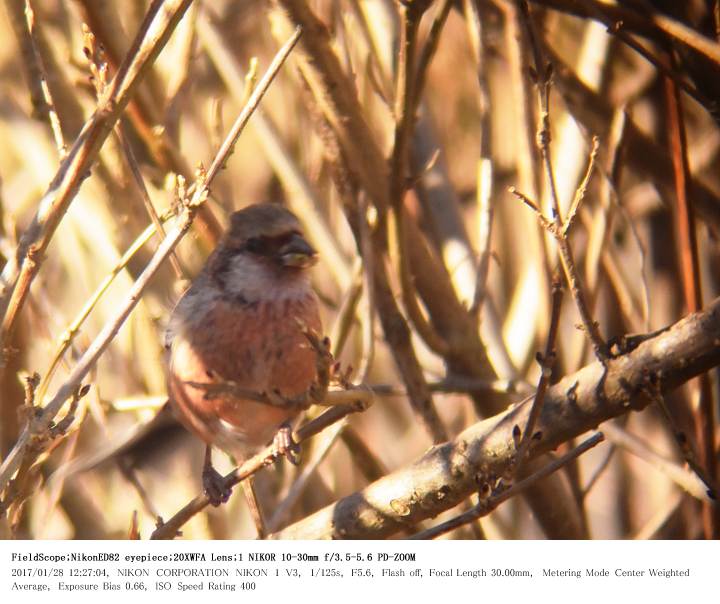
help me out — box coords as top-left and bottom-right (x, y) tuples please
(165, 203), (321, 536)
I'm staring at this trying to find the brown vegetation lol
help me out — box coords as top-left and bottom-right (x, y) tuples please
(0, 0), (719, 540)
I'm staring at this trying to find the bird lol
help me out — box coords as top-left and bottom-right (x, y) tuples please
(165, 203), (322, 536)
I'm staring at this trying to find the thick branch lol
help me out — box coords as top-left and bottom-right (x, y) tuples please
(272, 297), (720, 539)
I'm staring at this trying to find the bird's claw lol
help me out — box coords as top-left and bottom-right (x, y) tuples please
(272, 423), (300, 465)
(202, 465), (232, 507)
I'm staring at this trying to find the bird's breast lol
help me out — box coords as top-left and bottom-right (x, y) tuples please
(167, 292), (321, 454)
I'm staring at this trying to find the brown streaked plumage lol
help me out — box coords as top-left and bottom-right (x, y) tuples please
(165, 203), (321, 533)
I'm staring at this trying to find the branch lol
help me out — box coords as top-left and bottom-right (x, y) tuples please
(271, 297), (720, 539)
(514, 275), (562, 468)
(546, 45), (720, 232)
(409, 432), (605, 540)
(271, 0), (448, 443)
(527, 0), (720, 67)
(150, 400), (370, 539)
(515, 0), (607, 361)
(0, 0), (194, 363)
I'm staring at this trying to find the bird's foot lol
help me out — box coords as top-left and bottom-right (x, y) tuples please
(272, 423), (300, 465)
(202, 464), (232, 507)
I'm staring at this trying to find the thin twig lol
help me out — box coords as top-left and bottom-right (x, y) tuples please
(35, 214), (171, 405)
(470, 159), (494, 316)
(564, 136), (599, 236)
(663, 64), (718, 538)
(648, 386), (717, 501)
(117, 123), (185, 279)
(75, 0), (223, 246)
(526, 0), (720, 67)
(328, 260), (363, 359)
(508, 187), (552, 231)
(602, 422), (712, 502)
(197, 12), (350, 290)
(271, 0), (448, 442)
(514, 0), (607, 362)
(581, 443), (615, 500)
(412, 0), (453, 113)
(355, 196), (376, 382)
(23, 0), (66, 157)
(514, 274), (562, 467)
(391, 3), (450, 356)
(150, 401), (368, 539)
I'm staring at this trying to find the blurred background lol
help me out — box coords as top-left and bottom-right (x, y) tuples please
(0, 0), (718, 539)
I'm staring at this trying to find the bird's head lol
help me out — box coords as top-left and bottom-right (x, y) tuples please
(207, 203), (318, 300)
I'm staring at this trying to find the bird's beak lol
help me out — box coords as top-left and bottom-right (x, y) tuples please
(278, 233), (318, 268)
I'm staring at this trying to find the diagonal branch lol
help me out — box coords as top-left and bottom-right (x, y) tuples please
(150, 400), (369, 539)
(271, 297), (720, 539)
(0, 0), (195, 368)
(410, 432), (605, 540)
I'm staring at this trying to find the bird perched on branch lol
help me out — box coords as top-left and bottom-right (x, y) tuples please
(165, 203), (321, 537)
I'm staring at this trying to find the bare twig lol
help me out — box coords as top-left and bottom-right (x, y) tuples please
(526, 0), (720, 67)
(564, 136), (599, 236)
(547, 45), (720, 231)
(150, 401), (369, 539)
(646, 385), (717, 501)
(581, 443), (615, 500)
(35, 216), (170, 406)
(514, 274), (562, 467)
(602, 422), (713, 502)
(23, 0), (66, 157)
(390, 3), (450, 356)
(663, 66), (718, 538)
(514, 0), (607, 361)
(271, 0), (448, 442)
(412, 0), (453, 112)
(197, 12), (351, 290)
(470, 159), (494, 316)
(76, 0), (223, 246)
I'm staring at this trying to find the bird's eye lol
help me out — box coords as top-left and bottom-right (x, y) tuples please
(244, 232), (298, 256)
(245, 237), (265, 254)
